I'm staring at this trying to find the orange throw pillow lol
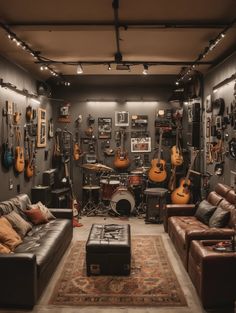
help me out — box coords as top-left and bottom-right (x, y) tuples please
(24, 207), (48, 225)
(0, 243), (11, 254)
(0, 217), (22, 251)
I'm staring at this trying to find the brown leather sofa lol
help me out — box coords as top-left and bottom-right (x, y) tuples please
(164, 183), (236, 269)
(0, 194), (73, 308)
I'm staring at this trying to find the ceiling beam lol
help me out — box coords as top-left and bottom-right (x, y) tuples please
(6, 22), (229, 31)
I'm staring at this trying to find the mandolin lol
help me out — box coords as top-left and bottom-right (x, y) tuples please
(114, 129), (130, 169)
(14, 128), (24, 173)
(171, 150), (198, 204)
(170, 123), (183, 166)
(148, 128), (167, 182)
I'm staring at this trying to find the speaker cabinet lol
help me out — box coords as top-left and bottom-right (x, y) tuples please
(31, 186), (51, 206)
(187, 122), (200, 148)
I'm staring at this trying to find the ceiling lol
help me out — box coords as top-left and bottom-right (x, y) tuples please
(0, 0), (236, 83)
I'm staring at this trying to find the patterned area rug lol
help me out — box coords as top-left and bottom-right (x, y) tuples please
(49, 235), (187, 307)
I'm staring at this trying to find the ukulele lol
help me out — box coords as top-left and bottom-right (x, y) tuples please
(148, 128), (167, 182)
(113, 129), (130, 169)
(170, 123), (183, 166)
(171, 150), (198, 204)
(14, 128), (24, 173)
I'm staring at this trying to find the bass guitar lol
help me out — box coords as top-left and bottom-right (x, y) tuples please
(148, 128), (167, 182)
(171, 150), (198, 204)
(170, 123), (183, 166)
(114, 129), (130, 169)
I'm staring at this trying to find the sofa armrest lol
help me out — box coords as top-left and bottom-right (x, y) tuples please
(49, 208), (73, 219)
(0, 253), (37, 307)
(163, 204), (197, 232)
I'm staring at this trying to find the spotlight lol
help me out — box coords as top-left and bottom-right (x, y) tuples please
(175, 81), (179, 85)
(142, 64), (148, 75)
(108, 64), (112, 71)
(77, 64), (83, 74)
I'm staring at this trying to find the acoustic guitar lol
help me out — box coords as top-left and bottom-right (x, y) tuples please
(170, 123), (183, 166)
(148, 128), (167, 183)
(171, 150), (198, 204)
(14, 128), (24, 173)
(114, 129), (130, 169)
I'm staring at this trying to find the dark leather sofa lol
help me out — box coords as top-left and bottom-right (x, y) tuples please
(0, 193), (73, 308)
(164, 183), (236, 269)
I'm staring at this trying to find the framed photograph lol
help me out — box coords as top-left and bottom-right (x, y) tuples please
(98, 117), (112, 139)
(131, 137), (151, 152)
(115, 111), (129, 126)
(37, 108), (47, 147)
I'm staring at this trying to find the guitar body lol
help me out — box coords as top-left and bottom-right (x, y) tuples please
(15, 146), (25, 173)
(148, 158), (167, 182)
(73, 143), (80, 161)
(171, 177), (191, 204)
(171, 145), (183, 166)
(114, 149), (130, 169)
(25, 160), (34, 178)
(2, 142), (13, 169)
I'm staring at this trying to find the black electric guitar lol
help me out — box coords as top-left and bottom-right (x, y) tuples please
(148, 128), (167, 182)
(2, 101), (14, 169)
(171, 150), (198, 204)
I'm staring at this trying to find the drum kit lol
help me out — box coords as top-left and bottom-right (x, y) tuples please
(80, 163), (149, 216)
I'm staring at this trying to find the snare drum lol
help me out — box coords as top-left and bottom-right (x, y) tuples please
(100, 179), (120, 200)
(110, 187), (135, 216)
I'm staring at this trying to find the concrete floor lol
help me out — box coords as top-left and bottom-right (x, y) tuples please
(0, 216), (234, 313)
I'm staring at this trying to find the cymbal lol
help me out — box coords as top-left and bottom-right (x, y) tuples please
(81, 163), (114, 172)
(82, 185), (100, 190)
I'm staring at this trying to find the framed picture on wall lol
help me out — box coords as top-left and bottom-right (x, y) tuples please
(98, 117), (112, 139)
(37, 108), (47, 147)
(115, 111), (129, 126)
(131, 137), (151, 152)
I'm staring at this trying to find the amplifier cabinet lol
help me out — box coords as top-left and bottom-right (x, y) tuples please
(31, 186), (51, 206)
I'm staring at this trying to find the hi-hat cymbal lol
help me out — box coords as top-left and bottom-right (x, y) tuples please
(81, 163), (114, 172)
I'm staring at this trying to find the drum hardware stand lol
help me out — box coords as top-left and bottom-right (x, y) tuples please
(81, 174), (98, 216)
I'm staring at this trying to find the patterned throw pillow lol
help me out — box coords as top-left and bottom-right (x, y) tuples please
(27, 202), (56, 220)
(24, 207), (48, 225)
(0, 217), (22, 251)
(4, 211), (32, 238)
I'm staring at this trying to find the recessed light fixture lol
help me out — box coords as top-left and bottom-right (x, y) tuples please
(142, 64), (148, 75)
(77, 64), (83, 74)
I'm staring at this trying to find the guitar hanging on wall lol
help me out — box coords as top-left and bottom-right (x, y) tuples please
(14, 127), (24, 173)
(148, 128), (167, 183)
(170, 121), (183, 166)
(171, 150), (198, 204)
(113, 128), (130, 169)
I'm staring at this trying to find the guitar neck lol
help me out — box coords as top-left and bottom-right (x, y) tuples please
(157, 129), (163, 162)
(185, 151), (198, 183)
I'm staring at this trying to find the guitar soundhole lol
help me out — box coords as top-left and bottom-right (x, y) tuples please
(157, 163), (163, 170)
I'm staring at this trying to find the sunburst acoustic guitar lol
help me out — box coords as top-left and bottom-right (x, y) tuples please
(114, 129), (130, 169)
(148, 128), (167, 183)
(171, 150), (198, 204)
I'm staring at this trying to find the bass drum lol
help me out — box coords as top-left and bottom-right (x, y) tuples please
(110, 187), (135, 216)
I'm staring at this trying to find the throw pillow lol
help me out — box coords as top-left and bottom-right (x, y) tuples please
(195, 200), (217, 225)
(0, 243), (11, 254)
(36, 202), (56, 220)
(24, 207), (48, 225)
(0, 217), (22, 250)
(4, 211), (32, 238)
(209, 206), (230, 228)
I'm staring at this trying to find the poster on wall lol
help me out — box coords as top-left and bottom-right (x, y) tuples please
(98, 117), (112, 139)
(131, 137), (151, 152)
(115, 111), (129, 126)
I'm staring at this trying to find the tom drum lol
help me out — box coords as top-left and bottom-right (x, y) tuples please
(100, 179), (120, 200)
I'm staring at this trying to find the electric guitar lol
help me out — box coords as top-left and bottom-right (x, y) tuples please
(14, 128), (24, 173)
(114, 129), (130, 169)
(171, 124), (183, 166)
(25, 139), (34, 178)
(2, 102), (13, 169)
(171, 150), (198, 204)
(64, 159), (79, 217)
(148, 128), (167, 182)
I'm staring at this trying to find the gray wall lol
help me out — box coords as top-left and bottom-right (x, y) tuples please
(203, 51), (236, 189)
(0, 56), (53, 201)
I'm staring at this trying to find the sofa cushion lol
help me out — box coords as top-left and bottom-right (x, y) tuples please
(33, 202), (56, 220)
(4, 211), (32, 238)
(24, 207), (48, 225)
(209, 206), (230, 228)
(0, 243), (11, 254)
(0, 217), (22, 250)
(195, 200), (216, 225)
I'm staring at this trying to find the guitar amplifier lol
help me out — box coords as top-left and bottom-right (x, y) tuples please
(42, 169), (57, 187)
(31, 186), (51, 206)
